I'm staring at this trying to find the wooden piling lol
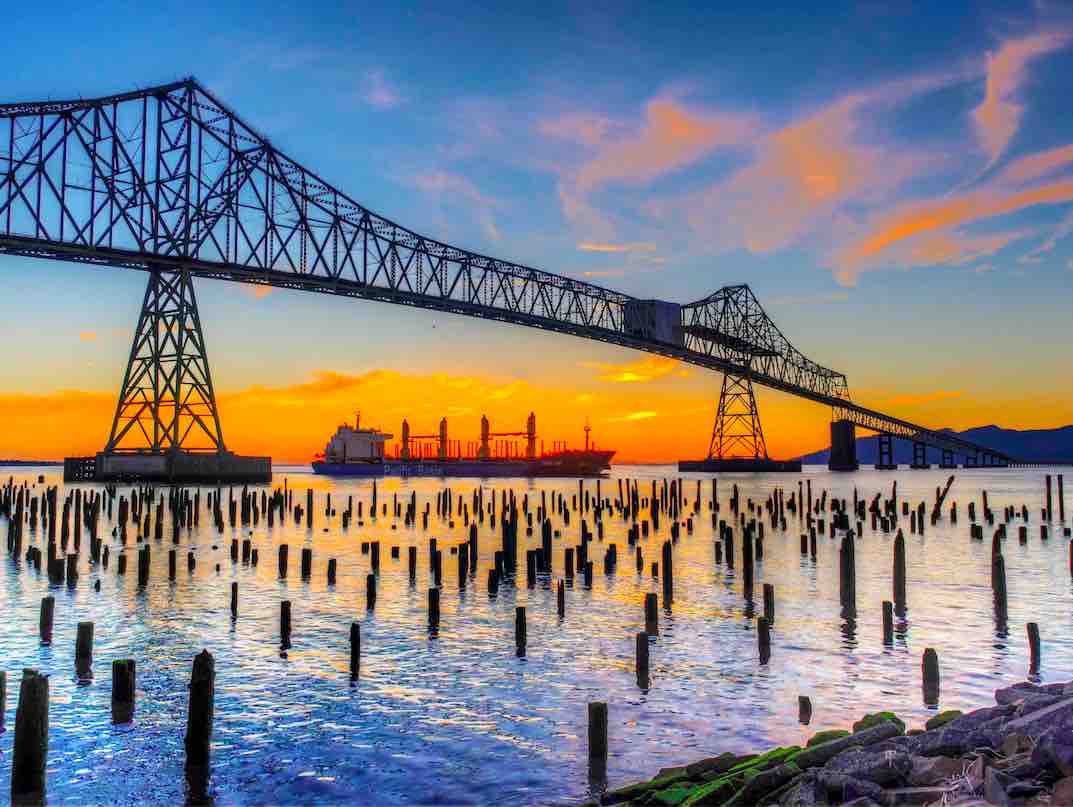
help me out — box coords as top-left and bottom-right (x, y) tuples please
(230, 582), (238, 619)
(184, 650), (215, 770)
(758, 617), (771, 664)
(11, 669), (49, 804)
(75, 622), (93, 678)
(39, 596), (54, 644)
(301, 547), (312, 579)
(798, 696), (812, 725)
(111, 659), (136, 723)
(588, 701), (608, 761)
(327, 558), (337, 585)
(893, 531), (906, 612)
(278, 544), (288, 578)
(922, 648), (940, 705)
(1027, 622), (1041, 673)
(557, 579), (565, 618)
(882, 600), (893, 645)
(515, 606), (527, 654)
(762, 583), (774, 625)
(635, 632), (649, 687)
(428, 587), (440, 630)
(280, 601), (292, 648)
(349, 623), (360, 679)
(366, 574), (377, 610)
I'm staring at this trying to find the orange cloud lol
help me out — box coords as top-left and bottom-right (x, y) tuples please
(577, 242), (656, 253)
(573, 97), (752, 194)
(78, 331), (98, 342)
(997, 142), (1073, 185)
(972, 32), (1069, 166)
(583, 356), (685, 383)
(836, 177), (1073, 281)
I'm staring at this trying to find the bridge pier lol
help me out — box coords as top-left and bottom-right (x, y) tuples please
(910, 441), (930, 469)
(940, 448), (956, 469)
(876, 434), (895, 470)
(828, 419), (859, 472)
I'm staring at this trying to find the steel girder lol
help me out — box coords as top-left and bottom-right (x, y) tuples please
(0, 79), (1017, 463)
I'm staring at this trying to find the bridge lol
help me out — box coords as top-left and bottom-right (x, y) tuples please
(0, 78), (1015, 479)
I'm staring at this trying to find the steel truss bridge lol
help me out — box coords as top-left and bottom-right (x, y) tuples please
(0, 79), (1014, 467)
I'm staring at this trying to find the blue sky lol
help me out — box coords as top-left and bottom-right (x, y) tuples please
(1, 1), (1072, 459)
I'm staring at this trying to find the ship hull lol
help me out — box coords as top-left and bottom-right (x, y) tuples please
(311, 460), (386, 477)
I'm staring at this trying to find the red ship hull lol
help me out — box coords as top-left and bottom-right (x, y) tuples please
(529, 449), (615, 476)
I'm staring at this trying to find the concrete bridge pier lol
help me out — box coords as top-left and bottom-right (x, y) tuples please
(940, 449), (956, 469)
(910, 441), (930, 469)
(828, 419), (859, 471)
(876, 433), (896, 470)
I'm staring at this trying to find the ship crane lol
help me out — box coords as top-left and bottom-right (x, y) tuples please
(480, 412), (538, 460)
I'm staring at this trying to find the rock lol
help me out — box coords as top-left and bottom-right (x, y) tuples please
(1004, 696), (1073, 736)
(965, 755), (986, 791)
(1015, 693), (1064, 717)
(997, 751), (1043, 781)
(685, 752), (745, 780)
(655, 765), (690, 781)
(1031, 724), (1073, 778)
(1064, 682), (1073, 697)
(823, 747), (911, 786)
(1053, 776), (1073, 803)
(815, 773), (886, 804)
(995, 682), (1042, 705)
(925, 710), (964, 731)
(792, 721), (903, 769)
(985, 767), (1015, 805)
(806, 729), (849, 747)
(1005, 781), (1045, 799)
(840, 798), (882, 807)
(1000, 733), (1032, 757)
(907, 754), (969, 786)
(852, 711), (906, 736)
(739, 761), (802, 803)
(884, 785), (959, 805)
(651, 784), (694, 805)
(779, 772), (821, 806)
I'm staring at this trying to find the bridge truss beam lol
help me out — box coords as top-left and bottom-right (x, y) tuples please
(0, 79), (1017, 464)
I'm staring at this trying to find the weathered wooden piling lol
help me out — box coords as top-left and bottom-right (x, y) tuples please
(366, 574), (377, 610)
(922, 648), (940, 705)
(11, 669), (49, 804)
(327, 558), (337, 585)
(75, 622), (94, 678)
(278, 544), (288, 578)
(230, 582), (238, 619)
(350, 623), (360, 679)
(184, 650), (215, 770)
(111, 660), (136, 723)
(762, 583), (775, 625)
(661, 541), (673, 606)
(636, 632), (649, 687)
(557, 579), (565, 618)
(515, 606), (527, 654)
(882, 600), (893, 645)
(893, 531), (906, 612)
(1027, 622), (1041, 673)
(39, 596), (54, 644)
(588, 702), (608, 762)
(280, 601), (292, 648)
(758, 617), (771, 664)
(301, 547), (312, 579)
(428, 587), (440, 630)
(798, 696), (812, 725)
(644, 592), (658, 635)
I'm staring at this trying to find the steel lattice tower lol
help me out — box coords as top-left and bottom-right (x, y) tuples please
(708, 372), (768, 460)
(105, 268), (225, 453)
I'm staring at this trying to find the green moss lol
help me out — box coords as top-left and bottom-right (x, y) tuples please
(727, 745), (799, 774)
(851, 711), (905, 735)
(924, 710), (962, 731)
(806, 729), (850, 747)
(907, 728), (924, 736)
(652, 785), (694, 805)
(678, 776), (739, 807)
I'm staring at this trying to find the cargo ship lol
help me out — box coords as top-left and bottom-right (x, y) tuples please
(311, 414), (392, 476)
(312, 412), (614, 477)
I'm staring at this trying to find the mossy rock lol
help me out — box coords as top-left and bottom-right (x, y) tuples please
(806, 729), (850, 747)
(851, 711), (905, 735)
(651, 785), (694, 805)
(907, 728), (924, 736)
(924, 710), (962, 731)
(727, 745), (799, 774)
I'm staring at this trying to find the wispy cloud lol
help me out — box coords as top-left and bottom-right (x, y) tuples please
(78, 331), (98, 342)
(609, 410), (659, 422)
(577, 242), (657, 253)
(972, 32), (1069, 168)
(539, 113), (618, 147)
(412, 170), (503, 242)
(363, 69), (404, 108)
(583, 356), (686, 383)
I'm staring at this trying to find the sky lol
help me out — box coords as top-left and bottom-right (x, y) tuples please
(1, 0), (1072, 463)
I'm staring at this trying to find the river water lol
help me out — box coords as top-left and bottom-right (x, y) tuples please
(0, 464), (1070, 805)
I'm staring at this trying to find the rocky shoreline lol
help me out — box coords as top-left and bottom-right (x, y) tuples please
(585, 679), (1073, 806)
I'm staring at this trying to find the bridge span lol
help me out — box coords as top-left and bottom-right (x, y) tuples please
(0, 79), (1015, 477)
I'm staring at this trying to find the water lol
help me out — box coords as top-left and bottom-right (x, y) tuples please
(0, 464), (1070, 805)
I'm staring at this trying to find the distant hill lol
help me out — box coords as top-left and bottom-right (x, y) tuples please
(799, 425), (1073, 465)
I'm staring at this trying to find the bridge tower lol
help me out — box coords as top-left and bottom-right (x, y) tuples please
(708, 372), (767, 460)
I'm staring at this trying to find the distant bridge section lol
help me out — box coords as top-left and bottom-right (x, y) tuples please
(0, 79), (1015, 467)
